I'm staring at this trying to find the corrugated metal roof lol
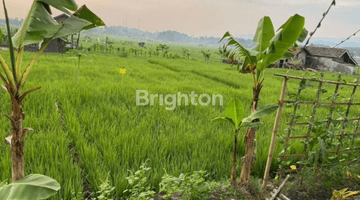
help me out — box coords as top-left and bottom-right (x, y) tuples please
(304, 46), (347, 58)
(302, 46), (358, 65)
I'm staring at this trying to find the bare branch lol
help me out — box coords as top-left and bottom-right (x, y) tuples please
(304, 0), (336, 47)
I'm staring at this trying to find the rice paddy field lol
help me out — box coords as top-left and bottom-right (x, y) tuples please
(0, 40), (359, 199)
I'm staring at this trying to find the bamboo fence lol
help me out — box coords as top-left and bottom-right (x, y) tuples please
(263, 73), (360, 188)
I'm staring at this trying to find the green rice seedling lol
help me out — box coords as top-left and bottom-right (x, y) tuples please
(0, 0), (104, 182)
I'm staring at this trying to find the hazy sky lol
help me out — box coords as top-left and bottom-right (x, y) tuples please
(4, 0), (360, 39)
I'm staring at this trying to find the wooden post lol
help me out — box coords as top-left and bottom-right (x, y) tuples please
(262, 75), (288, 188)
(76, 32), (81, 49)
(71, 35), (74, 49)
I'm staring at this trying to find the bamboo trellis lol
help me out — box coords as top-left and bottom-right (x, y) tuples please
(263, 73), (360, 188)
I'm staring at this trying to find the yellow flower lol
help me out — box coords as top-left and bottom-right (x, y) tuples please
(357, 175), (360, 179)
(290, 165), (297, 170)
(120, 68), (127, 75)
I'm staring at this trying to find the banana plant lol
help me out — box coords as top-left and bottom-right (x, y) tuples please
(200, 50), (211, 62)
(1, 0), (105, 182)
(212, 99), (278, 185)
(219, 14), (307, 184)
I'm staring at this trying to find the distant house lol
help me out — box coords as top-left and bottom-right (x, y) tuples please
(295, 46), (358, 74)
(138, 42), (145, 47)
(25, 38), (66, 53)
(24, 13), (77, 53)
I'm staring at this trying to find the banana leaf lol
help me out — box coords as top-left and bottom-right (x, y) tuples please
(252, 16), (275, 60)
(257, 14), (305, 71)
(0, 174), (60, 200)
(12, 1), (105, 48)
(73, 5), (105, 30)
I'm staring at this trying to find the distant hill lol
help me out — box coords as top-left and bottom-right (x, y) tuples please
(0, 18), (21, 28)
(304, 37), (360, 48)
(83, 26), (258, 48)
(1, 17), (360, 57)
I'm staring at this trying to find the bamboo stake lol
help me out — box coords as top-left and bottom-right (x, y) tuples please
(283, 133), (359, 140)
(325, 75), (341, 132)
(288, 117), (360, 126)
(283, 82), (303, 159)
(348, 78), (359, 156)
(301, 73), (324, 162)
(350, 118), (360, 154)
(283, 101), (360, 106)
(262, 76), (288, 188)
(336, 84), (358, 154)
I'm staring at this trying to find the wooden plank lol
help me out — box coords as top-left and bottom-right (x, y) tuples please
(5, 135), (11, 146)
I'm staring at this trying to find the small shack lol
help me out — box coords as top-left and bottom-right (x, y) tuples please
(24, 13), (78, 53)
(295, 46), (357, 74)
(138, 42), (145, 47)
(24, 38), (66, 53)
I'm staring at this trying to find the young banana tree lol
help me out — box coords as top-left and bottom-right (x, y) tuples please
(219, 14), (307, 184)
(1, 0), (105, 182)
(212, 99), (278, 185)
(201, 50), (211, 62)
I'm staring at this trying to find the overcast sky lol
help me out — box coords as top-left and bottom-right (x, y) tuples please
(4, 0), (360, 39)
